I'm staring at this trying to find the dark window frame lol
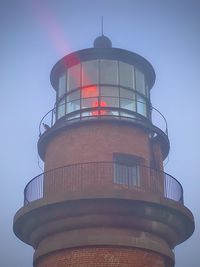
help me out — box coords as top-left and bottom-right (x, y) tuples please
(113, 153), (142, 187)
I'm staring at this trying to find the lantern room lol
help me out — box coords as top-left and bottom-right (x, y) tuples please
(50, 35), (155, 123)
(38, 35), (169, 161)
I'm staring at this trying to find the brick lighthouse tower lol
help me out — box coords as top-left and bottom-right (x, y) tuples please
(13, 36), (194, 267)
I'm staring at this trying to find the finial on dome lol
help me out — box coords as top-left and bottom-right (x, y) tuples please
(93, 16), (112, 48)
(93, 35), (112, 48)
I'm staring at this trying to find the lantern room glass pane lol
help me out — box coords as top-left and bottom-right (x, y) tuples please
(81, 97), (98, 109)
(67, 64), (81, 91)
(82, 60), (98, 86)
(119, 62), (134, 89)
(67, 90), (80, 102)
(135, 69), (145, 95)
(137, 95), (147, 116)
(57, 98), (65, 119)
(120, 88), (135, 100)
(66, 100), (80, 113)
(66, 90), (80, 114)
(120, 98), (136, 111)
(82, 86), (99, 98)
(100, 60), (118, 85)
(120, 88), (136, 111)
(101, 86), (119, 97)
(101, 96), (119, 108)
(58, 73), (66, 97)
(145, 83), (149, 98)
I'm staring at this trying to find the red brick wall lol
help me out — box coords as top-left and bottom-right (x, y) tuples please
(151, 141), (164, 171)
(42, 122), (165, 197)
(36, 247), (168, 267)
(44, 122), (151, 171)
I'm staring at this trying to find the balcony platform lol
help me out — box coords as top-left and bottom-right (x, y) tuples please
(13, 162), (194, 265)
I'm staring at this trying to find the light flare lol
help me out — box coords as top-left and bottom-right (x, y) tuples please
(31, 2), (108, 116)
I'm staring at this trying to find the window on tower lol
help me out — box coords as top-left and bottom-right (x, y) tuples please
(113, 154), (140, 187)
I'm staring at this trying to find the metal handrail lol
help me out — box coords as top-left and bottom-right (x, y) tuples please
(24, 162), (183, 205)
(39, 97), (168, 137)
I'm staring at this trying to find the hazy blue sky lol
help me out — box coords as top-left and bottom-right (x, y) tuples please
(0, 0), (199, 266)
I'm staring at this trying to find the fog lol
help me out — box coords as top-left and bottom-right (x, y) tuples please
(0, 0), (199, 266)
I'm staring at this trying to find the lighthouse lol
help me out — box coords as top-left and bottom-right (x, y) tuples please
(13, 35), (194, 267)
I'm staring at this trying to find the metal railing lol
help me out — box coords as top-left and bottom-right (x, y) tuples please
(39, 98), (168, 137)
(24, 162), (183, 205)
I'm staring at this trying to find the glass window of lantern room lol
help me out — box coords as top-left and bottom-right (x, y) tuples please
(113, 154), (140, 187)
(58, 73), (66, 97)
(100, 86), (119, 97)
(145, 83), (149, 99)
(67, 64), (81, 91)
(82, 86), (99, 99)
(135, 69), (146, 95)
(137, 95), (147, 117)
(81, 97), (98, 109)
(101, 96), (119, 108)
(100, 60), (118, 85)
(57, 98), (66, 119)
(99, 86), (119, 115)
(119, 62), (134, 89)
(66, 90), (80, 113)
(120, 88), (136, 111)
(82, 60), (98, 86)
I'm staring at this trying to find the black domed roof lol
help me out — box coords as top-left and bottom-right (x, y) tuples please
(93, 35), (112, 48)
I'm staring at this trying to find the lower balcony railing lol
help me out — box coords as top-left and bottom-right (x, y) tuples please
(24, 162), (183, 205)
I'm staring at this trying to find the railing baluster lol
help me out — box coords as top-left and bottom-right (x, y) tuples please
(39, 101), (168, 138)
(23, 162), (184, 205)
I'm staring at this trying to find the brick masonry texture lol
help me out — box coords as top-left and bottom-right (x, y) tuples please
(44, 122), (157, 171)
(43, 122), (163, 197)
(36, 247), (166, 267)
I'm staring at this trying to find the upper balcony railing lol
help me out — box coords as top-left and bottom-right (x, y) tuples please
(24, 162), (183, 205)
(39, 97), (168, 137)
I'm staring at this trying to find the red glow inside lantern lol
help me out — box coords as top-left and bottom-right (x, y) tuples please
(82, 86), (98, 98)
(92, 100), (107, 116)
